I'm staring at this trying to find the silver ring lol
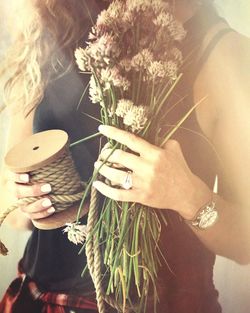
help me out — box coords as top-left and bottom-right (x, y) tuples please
(121, 171), (133, 190)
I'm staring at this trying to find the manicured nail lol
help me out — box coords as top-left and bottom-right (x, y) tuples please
(94, 161), (100, 168)
(98, 125), (105, 132)
(93, 181), (99, 188)
(42, 198), (52, 208)
(41, 184), (52, 193)
(19, 174), (29, 183)
(47, 207), (55, 214)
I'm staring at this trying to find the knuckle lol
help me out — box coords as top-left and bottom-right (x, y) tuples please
(127, 133), (136, 143)
(153, 149), (163, 162)
(114, 149), (123, 159)
(114, 171), (122, 183)
(33, 184), (43, 196)
(113, 189), (123, 201)
(140, 191), (150, 204)
(13, 183), (21, 198)
(166, 139), (180, 151)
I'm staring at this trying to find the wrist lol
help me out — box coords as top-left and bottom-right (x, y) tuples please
(180, 175), (212, 220)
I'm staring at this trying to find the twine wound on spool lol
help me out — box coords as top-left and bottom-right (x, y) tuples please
(0, 130), (86, 255)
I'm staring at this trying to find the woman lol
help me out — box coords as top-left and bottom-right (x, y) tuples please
(0, 0), (249, 312)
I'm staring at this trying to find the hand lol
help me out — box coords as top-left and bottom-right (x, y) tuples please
(93, 125), (212, 220)
(7, 172), (55, 220)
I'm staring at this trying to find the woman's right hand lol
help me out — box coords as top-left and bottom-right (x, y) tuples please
(8, 172), (55, 220)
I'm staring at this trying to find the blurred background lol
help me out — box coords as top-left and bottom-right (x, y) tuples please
(0, 1), (250, 312)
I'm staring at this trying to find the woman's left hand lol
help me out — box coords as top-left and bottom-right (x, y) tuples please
(93, 125), (211, 220)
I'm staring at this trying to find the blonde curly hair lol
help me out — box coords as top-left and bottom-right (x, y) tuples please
(1, 0), (93, 116)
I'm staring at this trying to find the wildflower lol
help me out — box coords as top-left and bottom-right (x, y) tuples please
(131, 49), (154, 71)
(168, 20), (187, 42)
(165, 60), (178, 80)
(153, 12), (172, 28)
(63, 222), (88, 245)
(127, 0), (164, 14)
(100, 67), (130, 91)
(120, 58), (132, 72)
(147, 60), (166, 80)
(171, 47), (183, 65)
(115, 99), (134, 118)
(89, 76), (104, 106)
(123, 105), (149, 133)
(105, 0), (125, 21)
(88, 33), (121, 68)
(75, 47), (90, 72)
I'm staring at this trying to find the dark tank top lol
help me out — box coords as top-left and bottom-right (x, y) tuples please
(21, 3), (229, 312)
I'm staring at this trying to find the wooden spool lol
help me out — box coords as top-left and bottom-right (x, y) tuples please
(4, 130), (88, 230)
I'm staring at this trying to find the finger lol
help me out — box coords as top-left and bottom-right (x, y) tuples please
(98, 125), (157, 157)
(14, 183), (52, 199)
(14, 173), (30, 184)
(94, 161), (139, 188)
(20, 198), (56, 220)
(6, 171), (30, 184)
(92, 180), (137, 202)
(99, 149), (141, 171)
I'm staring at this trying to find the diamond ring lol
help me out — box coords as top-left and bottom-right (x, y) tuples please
(121, 171), (133, 190)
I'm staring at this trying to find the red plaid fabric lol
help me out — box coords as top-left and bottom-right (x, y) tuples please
(0, 272), (98, 313)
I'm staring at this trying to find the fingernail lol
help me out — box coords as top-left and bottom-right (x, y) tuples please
(42, 198), (52, 208)
(94, 161), (100, 168)
(98, 125), (105, 132)
(41, 184), (52, 193)
(47, 207), (55, 214)
(19, 174), (29, 183)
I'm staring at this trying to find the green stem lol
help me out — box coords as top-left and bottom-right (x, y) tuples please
(76, 142), (119, 221)
(160, 96), (207, 147)
(155, 74), (183, 118)
(70, 132), (102, 148)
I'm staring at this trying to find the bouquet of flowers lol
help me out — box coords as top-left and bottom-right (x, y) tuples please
(73, 1), (196, 312)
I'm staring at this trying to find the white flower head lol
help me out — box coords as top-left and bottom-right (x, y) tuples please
(153, 11), (172, 28)
(100, 67), (130, 91)
(115, 99), (134, 118)
(75, 47), (90, 72)
(120, 58), (132, 72)
(131, 49), (154, 71)
(89, 75), (104, 106)
(165, 60), (178, 80)
(168, 20), (187, 42)
(171, 47), (183, 65)
(63, 222), (88, 245)
(147, 60), (166, 80)
(123, 105), (149, 133)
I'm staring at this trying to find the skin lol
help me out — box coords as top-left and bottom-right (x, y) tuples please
(0, 1), (249, 263)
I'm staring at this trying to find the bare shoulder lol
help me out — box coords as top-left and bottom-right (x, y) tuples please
(193, 22), (250, 139)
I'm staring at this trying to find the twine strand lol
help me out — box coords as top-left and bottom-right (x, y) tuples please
(0, 152), (85, 255)
(86, 178), (131, 313)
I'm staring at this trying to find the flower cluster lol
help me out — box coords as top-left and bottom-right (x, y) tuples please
(74, 1), (187, 312)
(115, 99), (149, 132)
(63, 222), (88, 245)
(75, 0), (186, 131)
